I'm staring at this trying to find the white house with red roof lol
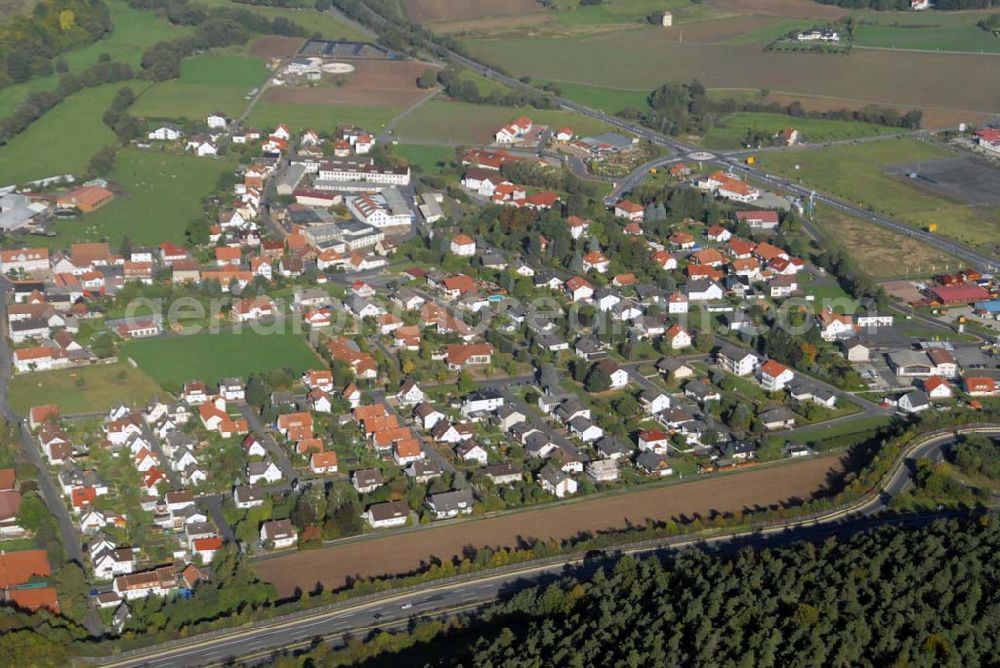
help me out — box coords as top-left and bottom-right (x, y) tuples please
(923, 376), (952, 400)
(975, 128), (1000, 154)
(664, 324), (691, 350)
(614, 200), (644, 222)
(735, 210), (779, 230)
(582, 250), (610, 274)
(757, 359), (794, 392)
(450, 234), (476, 257)
(565, 276), (594, 302)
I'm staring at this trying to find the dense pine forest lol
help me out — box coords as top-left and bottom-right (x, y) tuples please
(274, 515), (1000, 667)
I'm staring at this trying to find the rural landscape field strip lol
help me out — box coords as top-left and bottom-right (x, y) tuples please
(256, 454), (844, 594)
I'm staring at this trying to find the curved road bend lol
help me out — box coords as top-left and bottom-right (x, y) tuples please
(90, 426), (999, 668)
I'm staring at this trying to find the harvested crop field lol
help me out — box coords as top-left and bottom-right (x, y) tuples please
(249, 35), (305, 58)
(710, 0), (847, 20)
(267, 59), (434, 107)
(405, 0), (543, 24)
(256, 454), (844, 594)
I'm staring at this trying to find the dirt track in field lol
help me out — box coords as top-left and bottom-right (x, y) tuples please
(710, 0), (848, 20)
(266, 60), (435, 107)
(256, 454), (845, 595)
(406, 0), (542, 24)
(249, 35), (306, 58)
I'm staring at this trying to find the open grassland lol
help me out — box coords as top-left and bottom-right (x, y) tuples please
(9, 361), (162, 416)
(257, 453), (844, 593)
(131, 54), (268, 119)
(757, 139), (1000, 248)
(463, 31), (1000, 120)
(0, 83), (130, 186)
(61, 148), (238, 246)
(247, 101), (400, 132)
(394, 99), (615, 144)
(699, 112), (901, 149)
(0, 1), (191, 117)
(63, 0), (194, 71)
(197, 0), (368, 40)
(811, 206), (959, 278)
(123, 331), (323, 387)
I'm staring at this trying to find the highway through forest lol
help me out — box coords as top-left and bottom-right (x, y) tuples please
(89, 426), (1000, 667)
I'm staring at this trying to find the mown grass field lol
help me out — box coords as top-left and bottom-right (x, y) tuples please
(851, 9), (1000, 54)
(0, 83), (131, 185)
(131, 54), (268, 119)
(462, 30), (1000, 119)
(757, 139), (1000, 248)
(61, 148), (238, 245)
(394, 99), (615, 144)
(9, 361), (163, 416)
(247, 101), (400, 133)
(123, 331), (323, 386)
(699, 112), (901, 149)
(552, 81), (651, 114)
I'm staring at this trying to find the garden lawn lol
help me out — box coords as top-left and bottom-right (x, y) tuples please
(247, 102), (400, 133)
(0, 83), (130, 186)
(394, 99), (615, 144)
(123, 331), (323, 387)
(393, 144), (457, 173)
(58, 148), (237, 246)
(131, 55), (268, 119)
(699, 112), (900, 150)
(9, 361), (163, 416)
(756, 139), (1000, 247)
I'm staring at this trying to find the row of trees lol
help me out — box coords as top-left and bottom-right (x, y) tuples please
(435, 68), (559, 110)
(628, 78), (922, 137)
(0, 0), (112, 86)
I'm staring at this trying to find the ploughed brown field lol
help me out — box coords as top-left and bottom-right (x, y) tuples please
(265, 59), (435, 108)
(405, 0), (543, 25)
(256, 454), (844, 595)
(249, 35), (306, 58)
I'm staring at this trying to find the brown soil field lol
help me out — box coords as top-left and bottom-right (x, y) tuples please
(406, 0), (543, 24)
(249, 35), (305, 58)
(267, 60), (435, 107)
(256, 454), (844, 595)
(710, 0), (848, 20)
